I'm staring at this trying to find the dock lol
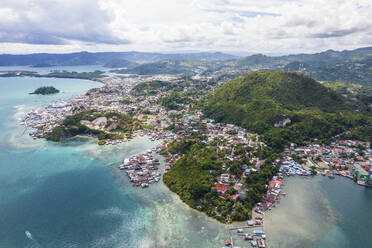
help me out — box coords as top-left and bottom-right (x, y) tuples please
(226, 224), (267, 248)
(229, 225), (264, 230)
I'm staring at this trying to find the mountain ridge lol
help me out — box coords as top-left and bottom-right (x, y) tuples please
(0, 51), (236, 66)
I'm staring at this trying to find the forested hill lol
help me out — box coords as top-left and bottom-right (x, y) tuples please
(202, 71), (371, 150)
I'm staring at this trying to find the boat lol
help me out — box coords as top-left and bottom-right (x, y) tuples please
(244, 234), (253, 240)
(328, 174), (335, 179)
(257, 238), (266, 248)
(25, 231), (32, 239)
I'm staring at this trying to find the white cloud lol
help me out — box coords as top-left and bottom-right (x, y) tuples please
(0, 0), (371, 54)
(0, 0), (129, 45)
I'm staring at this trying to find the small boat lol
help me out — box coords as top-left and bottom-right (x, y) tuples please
(328, 174), (335, 179)
(257, 238), (266, 248)
(25, 231), (32, 239)
(244, 234), (253, 240)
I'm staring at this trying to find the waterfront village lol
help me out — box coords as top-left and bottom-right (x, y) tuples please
(21, 73), (372, 248)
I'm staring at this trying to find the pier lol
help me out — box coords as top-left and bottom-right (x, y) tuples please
(228, 225), (264, 231)
(226, 224), (267, 248)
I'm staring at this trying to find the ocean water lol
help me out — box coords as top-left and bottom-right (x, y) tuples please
(265, 176), (372, 248)
(0, 77), (152, 248)
(0, 77), (228, 248)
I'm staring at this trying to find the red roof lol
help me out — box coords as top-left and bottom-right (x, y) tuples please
(215, 185), (230, 192)
(219, 195), (227, 200)
(232, 194), (239, 200)
(269, 180), (283, 185)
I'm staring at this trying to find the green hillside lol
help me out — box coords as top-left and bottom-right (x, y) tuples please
(202, 71), (370, 150)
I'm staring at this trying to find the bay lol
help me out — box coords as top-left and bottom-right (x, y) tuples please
(1, 76), (370, 248)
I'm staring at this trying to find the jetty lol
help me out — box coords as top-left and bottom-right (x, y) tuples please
(225, 224), (267, 248)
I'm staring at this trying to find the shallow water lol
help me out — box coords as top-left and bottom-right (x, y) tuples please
(265, 176), (372, 248)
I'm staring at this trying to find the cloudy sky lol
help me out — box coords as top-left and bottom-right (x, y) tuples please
(0, 0), (371, 54)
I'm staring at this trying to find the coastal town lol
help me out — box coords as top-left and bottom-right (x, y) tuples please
(20, 72), (372, 248)
(2, 1), (372, 247)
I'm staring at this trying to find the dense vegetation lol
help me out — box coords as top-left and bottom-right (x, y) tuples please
(30, 86), (59, 95)
(202, 71), (371, 151)
(163, 140), (279, 223)
(46, 110), (143, 143)
(323, 82), (372, 112)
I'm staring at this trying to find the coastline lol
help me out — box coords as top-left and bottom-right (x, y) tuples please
(8, 74), (371, 247)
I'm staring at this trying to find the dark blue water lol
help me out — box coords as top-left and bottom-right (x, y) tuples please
(0, 77), (153, 247)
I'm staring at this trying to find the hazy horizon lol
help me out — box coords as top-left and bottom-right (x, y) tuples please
(1, 46), (371, 58)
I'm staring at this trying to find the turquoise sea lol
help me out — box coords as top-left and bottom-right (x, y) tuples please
(0, 77), (228, 248)
(0, 76), (371, 248)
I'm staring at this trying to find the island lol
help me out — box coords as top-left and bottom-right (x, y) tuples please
(30, 86), (60, 95)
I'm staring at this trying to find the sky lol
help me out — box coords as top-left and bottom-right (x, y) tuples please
(0, 0), (371, 55)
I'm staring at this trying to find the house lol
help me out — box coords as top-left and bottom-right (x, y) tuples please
(220, 173), (230, 183)
(215, 185), (230, 194)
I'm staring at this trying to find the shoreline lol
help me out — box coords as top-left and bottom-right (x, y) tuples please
(13, 74), (371, 247)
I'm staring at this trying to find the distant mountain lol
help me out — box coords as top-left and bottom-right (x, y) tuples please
(2, 47), (372, 85)
(234, 47), (372, 85)
(111, 60), (202, 75)
(202, 71), (370, 150)
(103, 58), (138, 68)
(0, 51), (236, 67)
